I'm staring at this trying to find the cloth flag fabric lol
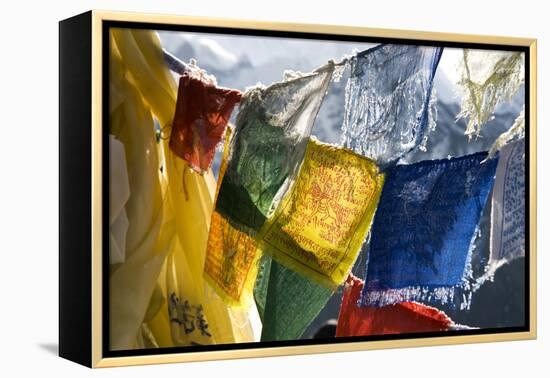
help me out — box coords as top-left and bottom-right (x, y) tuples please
(254, 256), (333, 341)
(204, 211), (261, 307)
(169, 73), (242, 174)
(259, 138), (385, 289)
(342, 44), (443, 166)
(456, 49), (524, 140)
(109, 135), (130, 265)
(489, 139), (525, 274)
(109, 34), (171, 349)
(361, 152), (498, 307)
(337, 275), (453, 337)
(216, 65), (335, 234)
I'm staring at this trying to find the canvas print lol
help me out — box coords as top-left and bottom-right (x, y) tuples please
(107, 26), (527, 353)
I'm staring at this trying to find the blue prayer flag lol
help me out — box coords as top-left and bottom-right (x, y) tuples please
(361, 152), (498, 307)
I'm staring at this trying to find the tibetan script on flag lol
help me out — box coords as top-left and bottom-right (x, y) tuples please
(204, 211), (260, 306)
(490, 139), (525, 267)
(260, 138), (384, 289)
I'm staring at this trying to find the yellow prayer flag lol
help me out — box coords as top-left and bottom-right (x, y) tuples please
(204, 211), (261, 307)
(259, 138), (385, 289)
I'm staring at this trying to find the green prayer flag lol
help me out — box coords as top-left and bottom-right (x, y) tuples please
(216, 65), (335, 234)
(255, 256), (333, 341)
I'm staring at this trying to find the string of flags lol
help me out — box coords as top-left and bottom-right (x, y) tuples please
(145, 39), (526, 343)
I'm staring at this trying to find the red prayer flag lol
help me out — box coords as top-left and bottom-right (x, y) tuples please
(169, 73), (242, 173)
(336, 275), (453, 337)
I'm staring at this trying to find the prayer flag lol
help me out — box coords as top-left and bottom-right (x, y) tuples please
(489, 139), (525, 274)
(337, 275), (453, 337)
(361, 152), (498, 307)
(342, 44), (443, 166)
(204, 211), (261, 306)
(169, 73), (242, 174)
(456, 49), (524, 139)
(259, 138), (384, 289)
(256, 256), (334, 341)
